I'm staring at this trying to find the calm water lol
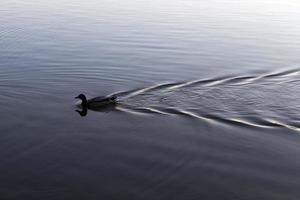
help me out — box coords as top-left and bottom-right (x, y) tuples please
(1, 0), (300, 199)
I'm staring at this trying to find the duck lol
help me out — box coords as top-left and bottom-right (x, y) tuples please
(75, 93), (117, 108)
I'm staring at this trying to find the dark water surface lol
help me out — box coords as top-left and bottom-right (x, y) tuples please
(1, 0), (300, 199)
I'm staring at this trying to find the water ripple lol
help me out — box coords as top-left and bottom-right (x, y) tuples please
(108, 68), (300, 133)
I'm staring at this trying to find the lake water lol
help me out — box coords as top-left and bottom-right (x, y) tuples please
(1, 0), (300, 199)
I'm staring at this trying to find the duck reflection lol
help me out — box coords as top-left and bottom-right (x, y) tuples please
(75, 104), (117, 117)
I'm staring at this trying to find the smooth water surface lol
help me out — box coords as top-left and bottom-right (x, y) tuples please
(1, 0), (300, 199)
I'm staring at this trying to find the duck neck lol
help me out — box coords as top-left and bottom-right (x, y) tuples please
(81, 98), (88, 107)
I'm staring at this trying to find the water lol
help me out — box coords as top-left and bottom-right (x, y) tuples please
(1, 0), (300, 199)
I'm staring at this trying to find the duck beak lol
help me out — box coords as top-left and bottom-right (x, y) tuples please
(75, 96), (79, 99)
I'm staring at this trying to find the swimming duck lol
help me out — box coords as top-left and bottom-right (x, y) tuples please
(75, 94), (117, 108)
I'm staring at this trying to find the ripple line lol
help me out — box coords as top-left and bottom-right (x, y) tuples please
(265, 119), (300, 132)
(165, 76), (232, 90)
(134, 107), (172, 115)
(115, 68), (300, 98)
(262, 68), (300, 79)
(115, 106), (148, 115)
(228, 118), (274, 129)
(123, 82), (180, 98)
(114, 105), (300, 133)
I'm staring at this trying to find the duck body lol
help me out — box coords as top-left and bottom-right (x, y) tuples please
(75, 94), (117, 108)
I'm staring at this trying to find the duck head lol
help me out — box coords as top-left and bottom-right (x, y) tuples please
(110, 95), (117, 101)
(75, 94), (88, 106)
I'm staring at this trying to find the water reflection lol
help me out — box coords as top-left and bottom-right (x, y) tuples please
(75, 104), (117, 117)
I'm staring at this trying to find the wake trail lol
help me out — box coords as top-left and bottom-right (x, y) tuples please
(115, 105), (300, 133)
(114, 68), (300, 97)
(108, 67), (300, 133)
